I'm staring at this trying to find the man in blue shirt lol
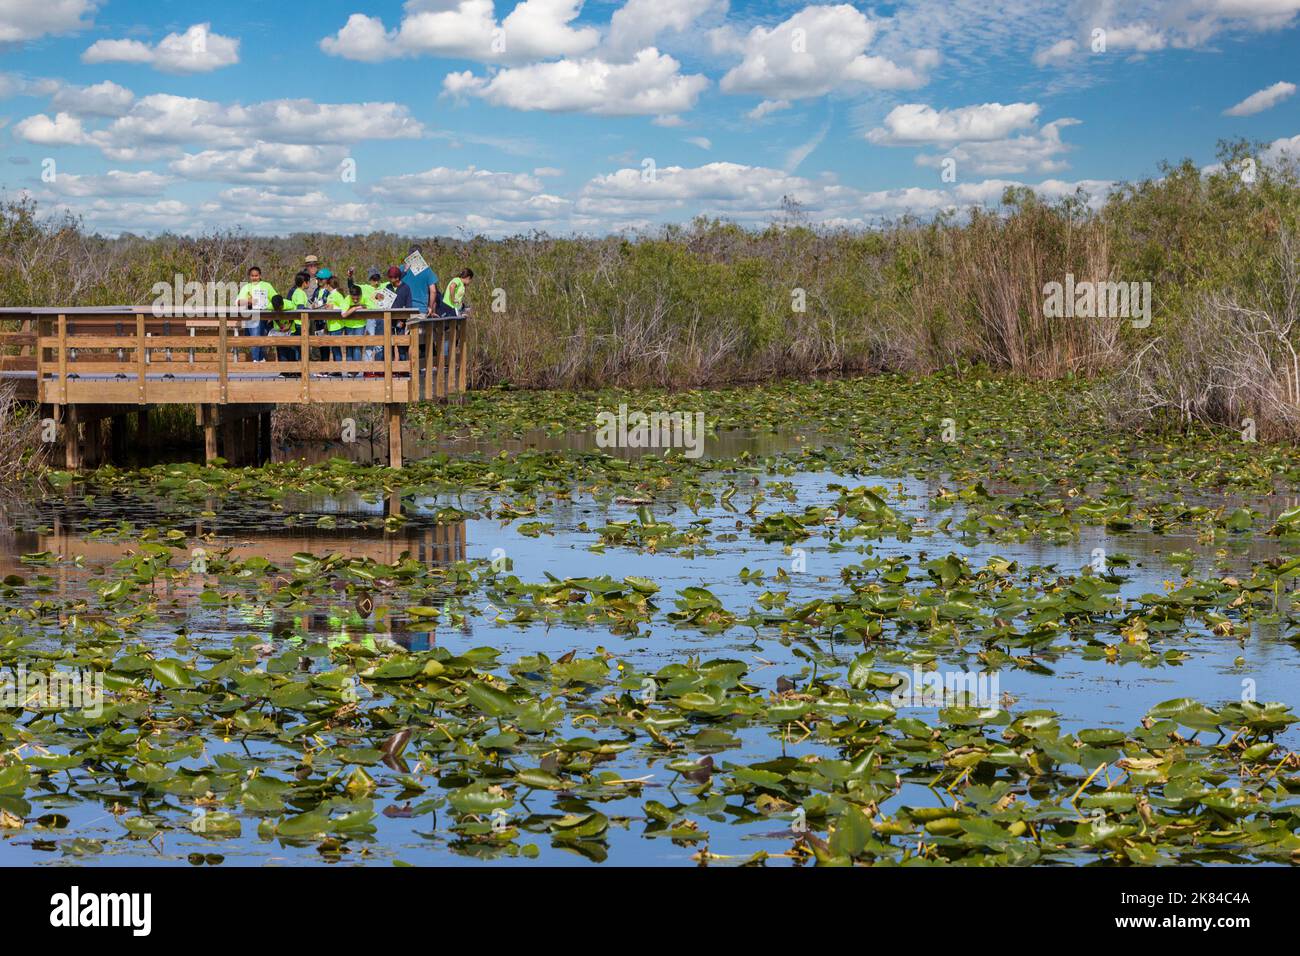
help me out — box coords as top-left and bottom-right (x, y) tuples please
(400, 244), (439, 317)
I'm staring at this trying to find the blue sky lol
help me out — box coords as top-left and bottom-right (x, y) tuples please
(0, 0), (1297, 236)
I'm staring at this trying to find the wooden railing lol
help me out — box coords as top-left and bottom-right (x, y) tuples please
(0, 315), (36, 388)
(0, 307), (468, 406)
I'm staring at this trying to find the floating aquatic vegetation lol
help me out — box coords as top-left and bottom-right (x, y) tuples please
(3, 374), (1300, 865)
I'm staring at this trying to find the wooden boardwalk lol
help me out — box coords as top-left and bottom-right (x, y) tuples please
(0, 306), (468, 468)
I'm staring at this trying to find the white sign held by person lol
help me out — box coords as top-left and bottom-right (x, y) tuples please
(372, 287), (397, 309)
(250, 288), (270, 311)
(404, 250), (429, 277)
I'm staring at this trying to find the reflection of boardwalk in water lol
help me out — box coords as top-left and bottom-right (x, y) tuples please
(0, 512), (467, 597)
(0, 512), (466, 655)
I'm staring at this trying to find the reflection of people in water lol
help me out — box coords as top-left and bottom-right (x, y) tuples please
(394, 625), (434, 653)
(232, 603), (277, 629)
(266, 592), (436, 654)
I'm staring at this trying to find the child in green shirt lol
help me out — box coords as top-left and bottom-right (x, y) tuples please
(236, 266), (278, 361)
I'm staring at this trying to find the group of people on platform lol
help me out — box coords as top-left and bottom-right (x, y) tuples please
(233, 245), (473, 373)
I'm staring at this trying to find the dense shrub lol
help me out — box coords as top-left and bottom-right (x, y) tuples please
(2, 140), (1296, 433)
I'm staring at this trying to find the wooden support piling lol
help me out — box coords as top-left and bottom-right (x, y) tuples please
(84, 418), (102, 468)
(202, 404), (218, 466)
(242, 416), (256, 466)
(259, 411), (272, 465)
(64, 404), (81, 470)
(458, 318), (469, 394)
(422, 323), (435, 401)
(387, 403), (403, 469)
(221, 415), (238, 465)
(111, 414), (127, 461)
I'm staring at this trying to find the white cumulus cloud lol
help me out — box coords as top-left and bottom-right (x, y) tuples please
(42, 169), (173, 197)
(82, 23), (240, 73)
(605, 0), (724, 58)
(365, 165), (544, 203)
(867, 102), (1042, 146)
(12, 110), (88, 146)
(171, 144), (353, 185)
(0, 0), (95, 44)
(914, 118), (1081, 176)
(321, 0), (598, 64)
(444, 48), (707, 116)
(14, 94), (425, 160)
(719, 4), (935, 102)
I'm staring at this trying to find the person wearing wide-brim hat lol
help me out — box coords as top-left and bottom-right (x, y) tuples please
(303, 254), (328, 307)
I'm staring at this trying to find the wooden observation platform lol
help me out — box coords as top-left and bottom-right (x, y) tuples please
(0, 307), (468, 469)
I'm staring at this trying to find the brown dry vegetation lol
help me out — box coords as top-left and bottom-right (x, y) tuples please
(0, 382), (46, 482)
(2, 139), (1298, 453)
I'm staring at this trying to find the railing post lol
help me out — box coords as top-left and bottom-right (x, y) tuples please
(435, 321), (448, 399)
(300, 313), (310, 403)
(36, 315), (46, 404)
(383, 310), (393, 403)
(458, 317), (468, 392)
(407, 320), (418, 402)
(218, 311), (228, 404)
(422, 321), (434, 400)
(136, 311), (147, 404)
(57, 313), (67, 404)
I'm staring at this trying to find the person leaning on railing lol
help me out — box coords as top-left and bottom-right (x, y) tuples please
(360, 266), (385, 369)
(322, 275), (349, 366)
(280, 271), (311, 367)
(437, 268), (473, 317)
(341, 276), (372, 365)
(384, 266), (412, 363)
(321, 279), (367, 374)
(267, 294), (300, 368)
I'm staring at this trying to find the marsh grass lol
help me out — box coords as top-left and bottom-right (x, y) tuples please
(2, 140), (1297, 438)
(0, 382), (45, 482)
(1097, 230), (1300, 439)
(270, 403), (385, 445)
